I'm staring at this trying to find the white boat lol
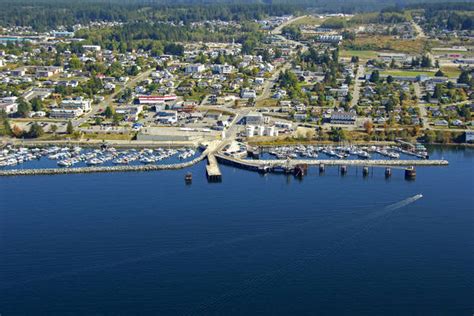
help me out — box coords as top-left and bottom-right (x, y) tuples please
(86, 158), (103, 166)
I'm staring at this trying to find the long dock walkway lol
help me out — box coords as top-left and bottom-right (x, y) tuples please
(215, 154), (449, 171)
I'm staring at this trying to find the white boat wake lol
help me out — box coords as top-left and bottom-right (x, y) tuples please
(193, 194), (424, 312)
(384, 194), (423, 212)
(2, 195), (424, 295)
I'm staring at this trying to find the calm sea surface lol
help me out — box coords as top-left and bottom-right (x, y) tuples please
(1, 146), (473, 315)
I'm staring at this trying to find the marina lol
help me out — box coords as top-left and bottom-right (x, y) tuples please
(0, 143), (448, 178)
(0, 145), (200, 170)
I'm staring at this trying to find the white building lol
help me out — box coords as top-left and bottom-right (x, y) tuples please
(156, 110), (178, 124)
(264, 126), (277, 137)
(61, 97), (91, 112)
(185, 64), (205, 74)
(35, 66), (62, 78)
(275, 121), (292, 129)
(0, 97), (18, 114)
(50, 108), (83, 119)
(212, 64), (234, 74)
(82, 45), (101, 52)
(245, 112), (264, 125)
(241, 89), (257, 99)
(246, 125), (256, 137)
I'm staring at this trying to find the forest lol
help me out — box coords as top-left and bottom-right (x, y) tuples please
(0, 0), (471, 31)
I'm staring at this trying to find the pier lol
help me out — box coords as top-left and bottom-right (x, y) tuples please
(206, 154), (222, 182)
(215, 154), (449, 173)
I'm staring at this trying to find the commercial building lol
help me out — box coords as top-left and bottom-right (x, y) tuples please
(61, 97), (91, 112)
(330, 111), (356, 125)
(156, 110), (178, 124)
(49, 108), (83, 119)
(138, 95), (177, 104)
(212, 64), (234, 74)
(0, 97), (18, 114)
(185, 64), (205, 74)
(241, 89), (257, 99)
(245, 112), (264, 125)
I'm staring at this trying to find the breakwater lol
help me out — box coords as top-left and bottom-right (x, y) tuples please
(0, 154), (206, 177)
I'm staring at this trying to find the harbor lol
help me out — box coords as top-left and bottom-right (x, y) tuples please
(0, 143), (449, 182)
(0, 142), (448, 179)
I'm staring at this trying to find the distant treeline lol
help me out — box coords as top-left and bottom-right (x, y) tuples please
(73, 21), (263, 54)
(0, 0), (471, 31)
(0, 1), (297, 31)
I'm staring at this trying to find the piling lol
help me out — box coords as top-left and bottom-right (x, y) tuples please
(385, 167), (392, 178)
(185, 172), (192, 184)
(405, 166), (416, 180)
(319, 163), (325, 174)
(340, 165), (348, 175)
(362, 166), (369, 177)
(258, 165), (271, 173)
(294, 164), (308, 178)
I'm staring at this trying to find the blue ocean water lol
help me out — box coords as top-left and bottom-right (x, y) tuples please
(0, 146), (473, 315)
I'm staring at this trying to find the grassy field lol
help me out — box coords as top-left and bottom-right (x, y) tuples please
(432, 49), (474, 56)
(256, 99), (279, 107)
(440, 66), (462, 78)
(290, 15), (327, 26)
(381, 68), (460, 79)
(381, 70), (434, 77)
(345, 35), (427, 54)
(340, 50), (378, 59)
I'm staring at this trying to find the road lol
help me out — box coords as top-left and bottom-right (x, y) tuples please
(413, 82), (430, 129)
(271, 15), (309, 35)
(73, 68), (153, 127)
(351, 64), (365, 107)
(411, 20), (426, 39)
(257, 22), (309, 102)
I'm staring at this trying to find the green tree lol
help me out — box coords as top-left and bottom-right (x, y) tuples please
(104, 105), (114, 119)
(457, 70), (471, 85)
(370, 70), (380, 83)
(420, 55), (433, 68)
(28, 122), (44, 138)
(31, 97), (43, 112)
(0, 110), (12, 136)
(69, 54), (82, 70)
(17, 98), (31, 117)
(66, 120), (74, 134)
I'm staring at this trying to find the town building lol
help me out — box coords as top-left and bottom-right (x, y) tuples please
(49, 108), (83, 119)
(185, 64), (205, 74)
(0, 97), (18, 114)
(138, 95), (177, 104)
(330, 111), (356, 124)
(61, 97), (91, 112)
(241, 89), (257, 99)
(245, 112), (264, 125)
